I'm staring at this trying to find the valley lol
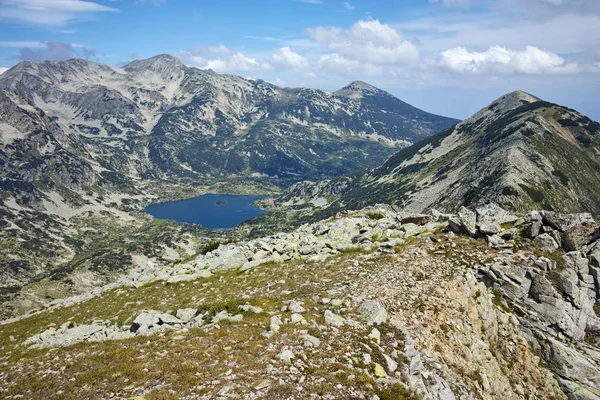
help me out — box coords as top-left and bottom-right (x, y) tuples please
(1, 54), (600, 400)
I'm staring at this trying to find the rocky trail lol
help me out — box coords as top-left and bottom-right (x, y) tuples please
(0, 204), (599, 399)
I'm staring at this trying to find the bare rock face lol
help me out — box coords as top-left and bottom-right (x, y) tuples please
(543, 212), (600, 251)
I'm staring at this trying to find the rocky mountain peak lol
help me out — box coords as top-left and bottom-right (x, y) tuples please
(334, 80), (385, 98)
(486, 89), (541, 114)
(123, 54), (186, 75)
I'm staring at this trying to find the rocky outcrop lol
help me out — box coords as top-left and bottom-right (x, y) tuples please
(127, 206), (449, 286)
(472, 209), (600, 399)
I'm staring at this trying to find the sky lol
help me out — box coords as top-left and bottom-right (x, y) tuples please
(0, 0), (599, 120)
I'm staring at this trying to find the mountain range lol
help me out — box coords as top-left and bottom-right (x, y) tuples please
(273, 90), (600, 226)
(0, 54), (457, 310)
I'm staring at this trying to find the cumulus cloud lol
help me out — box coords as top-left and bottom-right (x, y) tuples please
(271, 47), (310, 70)
(436, 45), (580, 75)
(307, 19), (419, 65)
(0, 0), (118, 26)
(15, 41), (96, 61)
(178, 45), (271, 73)
(343, 2), (355, 10)
(317, 53), (383, 76)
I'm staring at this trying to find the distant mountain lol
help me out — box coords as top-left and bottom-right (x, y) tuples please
(0, 54), (458, 292)
(0, 55), (458, 185)
(280, 90), (600, 219)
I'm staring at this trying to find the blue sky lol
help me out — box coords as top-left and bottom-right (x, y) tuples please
(0, 0), (599, 120)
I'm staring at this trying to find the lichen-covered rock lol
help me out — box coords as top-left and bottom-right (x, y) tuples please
(359, 300), (387, 325)
(324, 310), (345, 327)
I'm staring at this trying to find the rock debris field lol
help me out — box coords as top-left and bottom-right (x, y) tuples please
(0, 204), (599, 400)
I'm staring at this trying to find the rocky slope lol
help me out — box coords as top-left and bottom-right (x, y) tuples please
(1, 203), (599, 399)
(276, 91), (600, 222)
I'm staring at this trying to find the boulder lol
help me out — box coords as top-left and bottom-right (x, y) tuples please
(206, 245), (249, 271)
(542, 212), (600, 251)
(529, 274), (559, 302)
(534, 234), (560, 252)
(458, 206), (477, 236)
(176, 308), (197, 323)
(400, 214), (432, 226)
(524, 221), (543, 239)
(287, 300), (306, 313)
(476, 204), (518, 235)
(324, 310), (345, 327)
(130, 311), (161, 333)
(359, 300), (387, 325)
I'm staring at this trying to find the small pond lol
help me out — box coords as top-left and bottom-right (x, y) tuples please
(145, 194), (267, 229)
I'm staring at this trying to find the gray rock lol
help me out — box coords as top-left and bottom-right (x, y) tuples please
(291, 313), (306, 324)
(359, 300), (387, 325)
(176, 308), (197, 323)
(542, 212), (600, 251)
(534, 233), (560, 252)
(476, 204), (518, 235)
(301, 333), (321, 347)
(458, 206), (477, 236)
(157, 313), (182, 325)
(277, 349), (295, 363)
(130, 311), (161, 333)
(240, 304), (264, 314)
(399, 214), (432, 226)
(288, 300), (306, 313)
(383, 353), (398, 373)
(525, 221), (543, 239)
(206, 245), (249, 271)
(529, 274), (559, 302)
(541, 338), (600, 398)
(324, 310), (345, 327)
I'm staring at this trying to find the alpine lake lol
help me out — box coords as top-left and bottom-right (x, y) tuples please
(145, 194), (267, 229)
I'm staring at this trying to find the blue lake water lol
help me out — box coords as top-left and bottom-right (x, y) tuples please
(145, 194), (267, 229)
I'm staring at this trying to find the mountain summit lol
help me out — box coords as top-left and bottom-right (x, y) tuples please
(281, 90), (600, 217)
(334, 80), (384, 97)
(123, 54), (187, 77)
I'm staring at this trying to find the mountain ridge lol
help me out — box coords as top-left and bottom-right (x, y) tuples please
(260, 89), (600, 234)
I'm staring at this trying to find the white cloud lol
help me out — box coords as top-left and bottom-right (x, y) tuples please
(436, 45), (580, 75)
(308, 19), (419, 65)
(318, 53), (383, 76)
(271, 47), (310, 70)
(205, 53), (269, 73)
(178, 45), (271, 73)
(294, 0), (323, 4)
(0, 40), (47, 48)
(0, 67), (8, 74)
(343, 2), (355, 10)
(0, 0), (117, 26)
